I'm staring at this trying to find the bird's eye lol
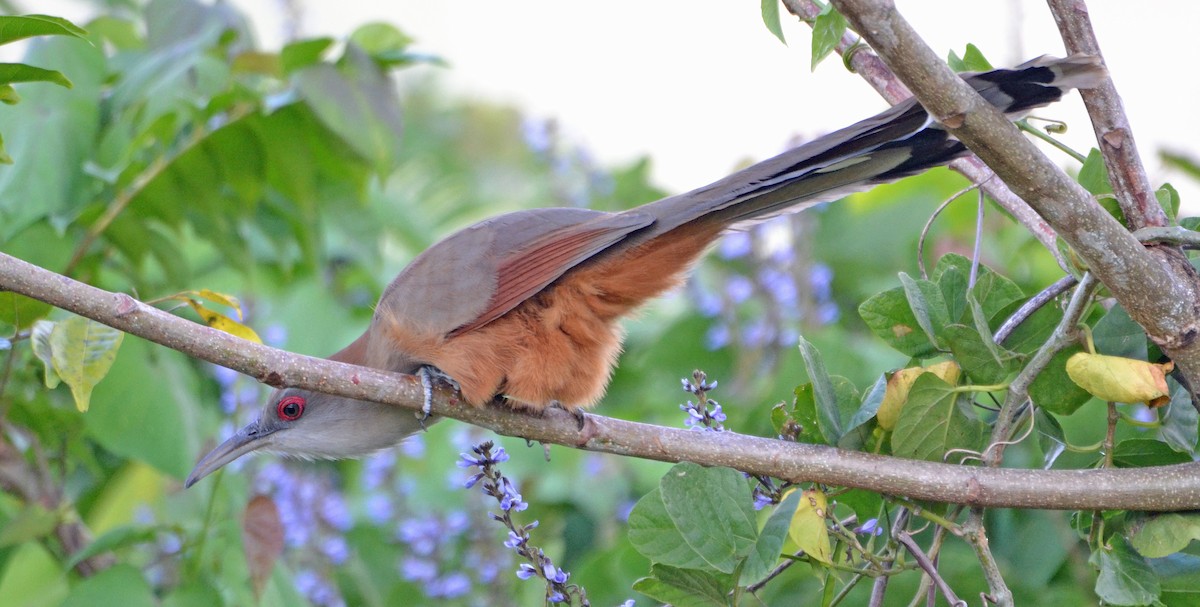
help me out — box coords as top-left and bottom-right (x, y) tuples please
(276, 395), (305, 421)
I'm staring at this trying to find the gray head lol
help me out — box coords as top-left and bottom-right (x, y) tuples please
(185, 386), (430, 487)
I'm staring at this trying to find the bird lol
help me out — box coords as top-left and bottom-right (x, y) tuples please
(186, 54), (1106, 487)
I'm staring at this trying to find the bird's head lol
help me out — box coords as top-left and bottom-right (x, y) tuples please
(185, 386), (428, 487)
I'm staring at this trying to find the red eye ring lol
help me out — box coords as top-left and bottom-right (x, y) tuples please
(276, 395), (305, 421)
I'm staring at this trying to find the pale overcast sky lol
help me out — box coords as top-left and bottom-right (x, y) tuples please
(37, 1), (1200, 209)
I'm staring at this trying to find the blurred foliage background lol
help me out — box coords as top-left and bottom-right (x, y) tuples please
(1, 1), (1197, 606)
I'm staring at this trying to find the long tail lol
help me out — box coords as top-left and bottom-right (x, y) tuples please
(641, 54), (1106, 236)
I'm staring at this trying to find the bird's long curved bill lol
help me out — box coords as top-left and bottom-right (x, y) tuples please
(185, 422), (274, 488)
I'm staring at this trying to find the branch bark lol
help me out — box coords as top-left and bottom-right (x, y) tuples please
(5, 251), (1200, 511)
(829, 0), (1200, 407)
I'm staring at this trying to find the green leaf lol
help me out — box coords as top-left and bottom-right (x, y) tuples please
(0, 542), (68, 607)
(891, 374), (983, 461)
(935, 263), (970, 323)
(741, 489), (800, 584)
(0, 62), (72, 88)
(859, 286), (937, 358)
(760, 0), (786, 45)
(633, 565), (735, 607)
(161, 584), (223, 607)
(0, 37), (104, 238)
(931, 253), (1024, 324)
(810, 4), (846, 70)
(792, 383), (828, 445)
(899, 272), (950, 350)
(1156, 183), (1180, 224)
(0, 15), (88, 45)
(66, 525), (159, 570)
(1130, 512), (1200, 559)
(60, 564), (155, 607)
(834, 490), (883, 530)
(659, 463), (758, 574)
(946, 44), (993, 72)
(1093, 304), (1148, 360)
(281, 37), (334, 74)
(0, 503), (59, 548)
(838, 374), (886, 451)
(295, 45), (405, 177)
(628, 487), (712, 571)
(1093, 536), (1161, 606)
(0, 291), (50, 331)
(1112, 438), (1192, 468)
(943, 323), (1014, 385)
(1078, 148), (1113, 195)
(1035, 408), (1067, 468)
(48, 315), (124, 411)
(1160, 381), (1199, 455)
(84, 337), (203, 479)
(348, 23), (413, 61)
(798, 336), (843, 442)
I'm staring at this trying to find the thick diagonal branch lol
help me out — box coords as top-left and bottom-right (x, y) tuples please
(830, 0), (1200, 406)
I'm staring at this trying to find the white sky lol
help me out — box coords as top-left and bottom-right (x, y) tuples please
(37, 1), (1200, 209)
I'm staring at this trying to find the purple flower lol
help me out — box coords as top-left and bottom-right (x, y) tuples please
(320, 493), (352, 531)
(855, 518), (884, 536)
(725, 275), (754, 303)
(321, 536), (349, 564)
(517, 563), (537, 580)
(499, 478), (528, 512)
(401, 557), (438, 583)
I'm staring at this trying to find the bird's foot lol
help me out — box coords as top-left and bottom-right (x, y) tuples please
(549, 400), (588, 432)
(417, 365), (460, 430)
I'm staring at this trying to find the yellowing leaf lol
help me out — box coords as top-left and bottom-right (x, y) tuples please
(788, 489), (833, 565)
(186, 300), (262, 343)
(191, 289), (245, 320)
(877, 361), (960, 430)
(1066, 352), (1171, 407)
(30, 320), (60, 389)
(48, 315), (123, 411)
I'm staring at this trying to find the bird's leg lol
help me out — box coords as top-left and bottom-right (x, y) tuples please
(417, 365), (459, 430)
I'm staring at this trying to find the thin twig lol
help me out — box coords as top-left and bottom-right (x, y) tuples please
(896, 531), (965, 607)
(916, 181), (983, 279)
(993, 275), (1078, 345)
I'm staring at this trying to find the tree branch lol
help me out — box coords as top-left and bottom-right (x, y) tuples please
(5, 251), (1200, 510)
(829, 0), (1200, 407)
(1045, 0), (1164, 229)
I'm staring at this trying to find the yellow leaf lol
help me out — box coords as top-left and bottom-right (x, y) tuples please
(788, 489), (833, 565)
(877, 361), (960, 430)
(186, 300), (262, 343)
(1066, 352), (1171, 407)
(191, 289), (245, 321)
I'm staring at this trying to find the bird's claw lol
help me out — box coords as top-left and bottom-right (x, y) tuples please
(417, 366), (459, 431)
(549, 399), (587, 431)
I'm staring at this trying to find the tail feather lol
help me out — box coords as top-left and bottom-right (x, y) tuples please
(641, 53), (1106, 234)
